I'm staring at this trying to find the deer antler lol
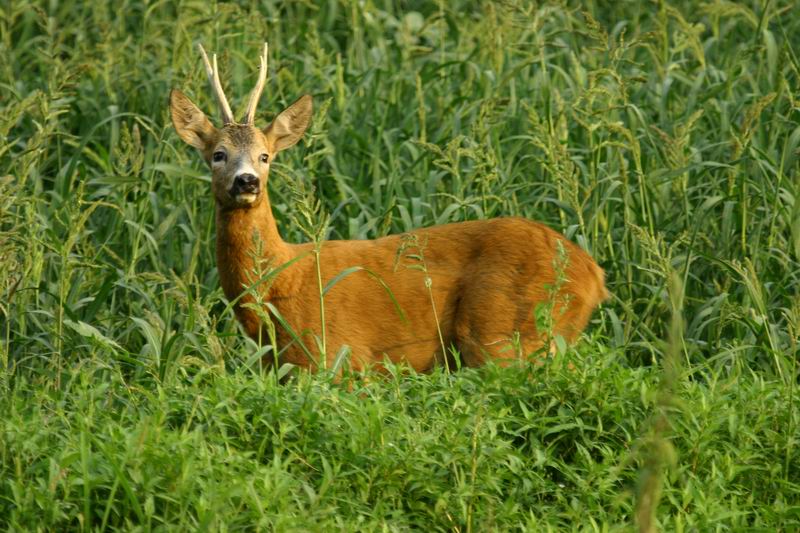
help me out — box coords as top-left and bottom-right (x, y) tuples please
(197, 44), (235, 125)
(244, 42), (268, 125)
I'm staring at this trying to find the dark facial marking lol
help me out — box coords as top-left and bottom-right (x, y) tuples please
(222, 124), (259, 148)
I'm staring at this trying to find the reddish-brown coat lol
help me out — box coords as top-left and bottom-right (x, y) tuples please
(170, 77), (607, 373)
(215, 194), (607, 372)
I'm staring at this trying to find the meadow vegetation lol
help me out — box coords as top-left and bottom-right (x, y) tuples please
(1, 0), (798, 530)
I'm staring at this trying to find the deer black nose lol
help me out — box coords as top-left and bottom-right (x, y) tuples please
(232, 173), (260, 195)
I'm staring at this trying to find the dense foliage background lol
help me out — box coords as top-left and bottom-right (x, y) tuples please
(1, 0), (798, 530)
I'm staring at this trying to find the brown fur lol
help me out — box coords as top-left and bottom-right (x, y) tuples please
(170, 88), (608, 373)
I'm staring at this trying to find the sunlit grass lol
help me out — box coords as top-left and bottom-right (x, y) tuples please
(1, 0), (798, 530)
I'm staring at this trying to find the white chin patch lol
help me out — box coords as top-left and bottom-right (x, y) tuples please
(235, 193), (258, 204)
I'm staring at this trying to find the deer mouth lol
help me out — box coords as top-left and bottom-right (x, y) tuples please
(231, 190), (260, 204)
(229, 178), (261, 204)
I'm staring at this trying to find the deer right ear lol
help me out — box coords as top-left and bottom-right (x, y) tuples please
(170, 89), (217, 150)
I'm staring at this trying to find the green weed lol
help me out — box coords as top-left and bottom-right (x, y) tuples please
(1, 0), (798, 530)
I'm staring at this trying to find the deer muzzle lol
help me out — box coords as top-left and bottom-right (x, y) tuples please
(231, 173), (260, 201)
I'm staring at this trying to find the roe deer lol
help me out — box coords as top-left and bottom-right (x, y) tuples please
(170, 43), (607, 373)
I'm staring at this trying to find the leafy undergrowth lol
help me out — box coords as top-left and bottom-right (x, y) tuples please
(2, 344), (796, 531)
(2, 0), (800, 530)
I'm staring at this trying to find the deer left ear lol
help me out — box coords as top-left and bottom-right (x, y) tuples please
(170, 89), (217, 150)
(263, 94), (313, 153)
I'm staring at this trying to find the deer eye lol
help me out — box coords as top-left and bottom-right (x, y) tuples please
(212, 151), (227, 163)
(259, 153), (269, 163)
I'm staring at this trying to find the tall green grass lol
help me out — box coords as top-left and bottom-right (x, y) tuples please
(1, 0), (798, 530)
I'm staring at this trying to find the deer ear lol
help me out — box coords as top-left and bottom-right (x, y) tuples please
(170, 89), (217, 150)
(263, 94), (312, 153)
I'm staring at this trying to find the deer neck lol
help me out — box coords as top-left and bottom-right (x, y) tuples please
(215, 197), (291, 301)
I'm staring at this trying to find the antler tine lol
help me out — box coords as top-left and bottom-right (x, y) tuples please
(244, 42), (269, 125)
(197, 43), (235, 125)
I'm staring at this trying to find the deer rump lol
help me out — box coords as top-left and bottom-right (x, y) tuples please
(225, 217), (607, 373)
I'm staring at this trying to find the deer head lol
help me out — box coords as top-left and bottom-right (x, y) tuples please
(170, 43), (312, 210)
